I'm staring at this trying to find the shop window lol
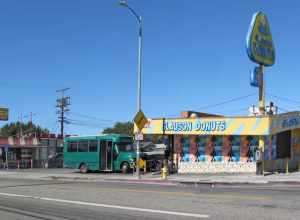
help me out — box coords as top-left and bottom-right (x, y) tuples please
(182, 136), (190, 154)
(214, 136), (223, 162)
(68, 142), (78, 152)
(197, 136), (207, 162)
(205, 136), (215, 162)
(276, 130), (291, 159)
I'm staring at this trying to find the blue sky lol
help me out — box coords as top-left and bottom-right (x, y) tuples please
(0, 0), (300, 135)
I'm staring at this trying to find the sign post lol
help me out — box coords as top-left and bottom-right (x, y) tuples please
(133, 110), (147, 179)
(5, 145), (9, 170)
(246, 12), (275, 175)
(0, 109), (9, 169)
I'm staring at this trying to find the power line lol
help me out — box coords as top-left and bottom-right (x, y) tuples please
(277, 106), (291, 113)
(197, 93), (257, 111)
(218, 107), (250, 115)
(68, 123), (106, 128)
(49, 121), (59, 134)
(67, 118), (110, 127)
(68, 121), (108, 129)
(68, 112), (114, 123)
(266, 92), (300, 104)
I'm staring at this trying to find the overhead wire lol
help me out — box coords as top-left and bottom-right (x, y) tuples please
(217, 107), (250, 115)
(265, 91), (300, 113)
(68, 112), (115, 123)
(67, 122), (107, 129)
(67, 118), (110, 128)
(266, 92), (300, 104)
(154, 93), (257, 118)
(277, 107), (290, 112)
(197, 93), (257, 111)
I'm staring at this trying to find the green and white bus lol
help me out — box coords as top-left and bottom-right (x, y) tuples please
(64, 134), (136, 173)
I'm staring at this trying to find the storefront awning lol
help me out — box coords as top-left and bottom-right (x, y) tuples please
(136, 111), (300, 136)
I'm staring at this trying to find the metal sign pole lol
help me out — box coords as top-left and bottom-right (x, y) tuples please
(135, 18), (142, 180)
(246, 12), (275, 175)
(258, 65), (265, 175)
(5, 147), (8, 170)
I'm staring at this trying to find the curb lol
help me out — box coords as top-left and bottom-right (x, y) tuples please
(176, 181), (268, 186)
(43, 176), (179, 186)
(176, 180), (300, 186)
(103, 179), (177, 186)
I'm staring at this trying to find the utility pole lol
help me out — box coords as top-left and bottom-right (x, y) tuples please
(29, 112), (37, 123)
(18, 112), (37, 137)
(19, 113), (23, 138)
(56, 88), (70, 139)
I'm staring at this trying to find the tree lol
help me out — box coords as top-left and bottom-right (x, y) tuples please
(0, 122), (49, 137)
(102, 122), (133, 136)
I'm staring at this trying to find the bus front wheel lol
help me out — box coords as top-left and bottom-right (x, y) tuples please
(121, 162), (130, 174)
(79, 163), (88, 173)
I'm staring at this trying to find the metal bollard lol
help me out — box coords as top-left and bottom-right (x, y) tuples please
(17, 160), (20, 169)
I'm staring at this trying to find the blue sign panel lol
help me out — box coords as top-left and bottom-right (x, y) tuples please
(250, 66), (261, 87)
(246, 12), (275, 66)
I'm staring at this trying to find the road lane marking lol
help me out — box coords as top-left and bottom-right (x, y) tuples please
(0, 192), (210, 219)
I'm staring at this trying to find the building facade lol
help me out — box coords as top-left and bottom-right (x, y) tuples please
(0, 136), (63, 169)
(138, 111), (300, 174)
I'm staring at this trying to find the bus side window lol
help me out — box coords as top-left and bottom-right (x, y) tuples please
(78, 141), (88, 152)
(89, 140), (98, 152)
(68, 142), (78, 152)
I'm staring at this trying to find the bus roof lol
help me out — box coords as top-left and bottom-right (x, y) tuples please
(64, 134), (132, 142)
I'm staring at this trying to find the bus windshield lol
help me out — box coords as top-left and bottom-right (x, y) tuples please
(115, 143), (134, 152)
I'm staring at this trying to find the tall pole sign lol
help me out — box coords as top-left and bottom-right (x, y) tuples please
(246, 12), (275, 175)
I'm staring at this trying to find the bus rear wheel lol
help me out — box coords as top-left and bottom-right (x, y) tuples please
(121, 162), (130, 174)
(79, 163), (88, 173)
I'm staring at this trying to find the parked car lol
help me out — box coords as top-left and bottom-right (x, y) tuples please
(45, 153), (63, 168)
(140, 142), (166, 160)
(134, 142), (166, 172)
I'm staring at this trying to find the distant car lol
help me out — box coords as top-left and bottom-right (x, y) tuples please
(46, 153), (63, 168)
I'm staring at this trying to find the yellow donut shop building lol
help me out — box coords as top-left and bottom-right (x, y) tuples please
(136, 111), (300, 174)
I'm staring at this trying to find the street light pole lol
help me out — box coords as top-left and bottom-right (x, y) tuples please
(119, 0), (142, 179)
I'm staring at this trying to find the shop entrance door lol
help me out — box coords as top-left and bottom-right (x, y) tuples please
(100, 141), (113, 171)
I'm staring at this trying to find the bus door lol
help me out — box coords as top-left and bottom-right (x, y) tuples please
(100, 141), (113, 171)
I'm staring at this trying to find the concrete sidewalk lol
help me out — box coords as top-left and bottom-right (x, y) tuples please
(0, 168), (300, 185)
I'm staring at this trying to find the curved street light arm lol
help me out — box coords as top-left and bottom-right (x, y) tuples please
(125, 4), (141, 24)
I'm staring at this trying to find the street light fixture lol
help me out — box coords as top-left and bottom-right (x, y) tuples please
(119, 0), (143, 179)
(119, 0), (127, 6)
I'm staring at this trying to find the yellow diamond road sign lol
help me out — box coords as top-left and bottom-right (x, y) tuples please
(0, 108), (8, 121)
(133, 111), (147, 131)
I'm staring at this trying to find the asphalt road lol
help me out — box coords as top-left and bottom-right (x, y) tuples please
(0, 178), (299, 220)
